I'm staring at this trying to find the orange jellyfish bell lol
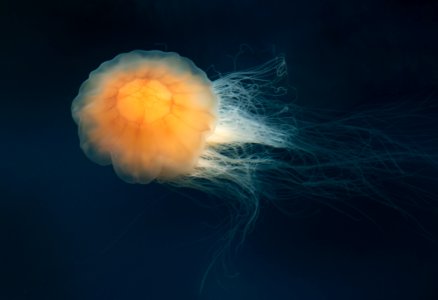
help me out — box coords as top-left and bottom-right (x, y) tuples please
(72, 50), (218, 183)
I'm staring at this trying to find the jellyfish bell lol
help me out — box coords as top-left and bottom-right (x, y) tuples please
(72, 50), (218, 184)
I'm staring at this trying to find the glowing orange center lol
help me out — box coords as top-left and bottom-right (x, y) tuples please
(116, 79), (173, 124)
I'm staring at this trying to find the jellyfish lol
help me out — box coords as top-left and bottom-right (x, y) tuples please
(72, 50), (438, 272)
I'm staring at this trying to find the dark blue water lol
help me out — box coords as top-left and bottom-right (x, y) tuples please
(1, 0), (438, 299)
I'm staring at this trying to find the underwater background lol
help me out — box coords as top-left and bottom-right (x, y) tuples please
(1, 0), (438, 299)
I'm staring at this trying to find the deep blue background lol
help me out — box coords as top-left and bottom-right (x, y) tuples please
(1, 0), (438, 299)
